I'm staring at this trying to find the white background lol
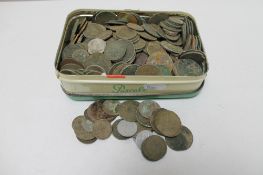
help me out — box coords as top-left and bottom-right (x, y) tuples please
(0, 0), (263, 175)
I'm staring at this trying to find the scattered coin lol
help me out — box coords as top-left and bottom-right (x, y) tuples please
(72, 116), (95, 141)
(116, 100), (139, 122)
(138, 100), (160, 119)
(93, 119), (112, 139)
(117, 120), (137, 137)
(136, 109), (152, 128)
(165, 125), (193, 151)
(176, 59), (203, 76)
(134, 52), (148, 65)
(134, 130), (153, 149)
(102, 100), (120, 115)
(112, 119), (129, 140)
(141, 135), (167, 161)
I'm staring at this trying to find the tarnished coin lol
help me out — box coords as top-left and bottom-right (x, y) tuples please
(134, 52), (148, 65)
(136, 122), (152, 135)
(122, 40), (136, 63)
(93, 119), (112, 139)
(160, 41), (183, 54)
(138, 100), (160, 119)
(84, 100), (117, 122)
(117, 120), (137, 137)
(60, 63), (84, 71)
(72, 115), (95, 141)
(112, 119), (128, 140)
(141, 135), (167, 161)
(112, 63), (130, 75)
(120, 64), (139, 75)
(134, 130), (153, 149)
(168, 16), (184, 25)
(146, 41), (165, 55)
(138, 32), (157, 41)
(85, 65), (106, 74)
(165, 125), (193, 151)
(116, 26), (137, 40)
(59, 58), (84, 70)
(87, 38), (106, 54)
(72, 49), (89, 64)
(83, 22), (106, 38)
(117, 12), (142, 24)
(62, 43), (84, 59)
(127, 23), (144, 31)
(104, 40), (128, 61)
(176, 59), (203, 76)
(116, 100), (139, 122)
(142, 23), (160, 38)
(134, 39), (146, 51)
(84, 53), (111, 73)
(148, 13), (169, 24)
(135, 65), (162, 76)
(97, 30), (113, 40)
(102, 100), (120, 115)
(153, 108), (182, 137)
(136, 109), (151, 128)
(94, 11), (118, 25)
(81, 118), (94, 132)
(146, 51), (174, 71)
(77, 137), (97, 144)
(157, 65), (172, 76)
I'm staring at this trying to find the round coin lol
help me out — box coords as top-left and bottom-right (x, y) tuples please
(135, 65), (162, 76)
(93, 119), (112, 139)
(176, 59), (203, 76)
(134, 130), (153, 149)
(127, 23), (144, 31)
(136, 109), (151, 128)
(72, 49), (89, 64)
(87, 38), (106, 54)
(138, 100), (160, 119)
(83, 22), (106, 38)
(160, 41), (183, 54)
(104, 39), (128, 61)
(141, 135), (167, 161)
(146, 51), (174, 71)
(120, 64), (139, 75)
(72, 116), (95, 141)
(116, 26), (137, 40)
(153, 108), (182, 137)
(102, 100), (120, 115)
(117, 120), (137, 137)
(134, 52), (148, 65)
(112, 119), (129, 140)
(165, 125), (193, 151)
(116, 100), (139, 122)
(81, 118), (94, 132)
(146, 41), (165, 55)
(94, 11), (118, 25)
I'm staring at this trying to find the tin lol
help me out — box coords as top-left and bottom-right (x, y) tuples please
(55, 9), (208, 100)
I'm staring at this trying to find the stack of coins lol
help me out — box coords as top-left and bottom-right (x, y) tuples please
(60, 11), (206, 76)
(72, 100), (193, 161)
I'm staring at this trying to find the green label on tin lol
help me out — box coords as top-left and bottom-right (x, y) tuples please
(112, 84), (146, 93)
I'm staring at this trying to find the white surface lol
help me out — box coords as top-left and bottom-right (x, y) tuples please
(0, 0), (263, 175)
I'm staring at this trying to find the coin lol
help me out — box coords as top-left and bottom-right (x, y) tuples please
(138, 32), (157, 41)
(81, 118), (94, 132)
(142, 23), (160, 38)
(135, 65), (162, 76)
(117, 120), (137, 137)
(84, 53), (111, 73)
(59, 58), (84, 70)
(134, 52), (148, 65)
(104, 39), (128, 61)
(120, 64), (139, 75)
(141, 135), (167, 161)
(165, 125), (193, 151)
(146, 51), (174, 71)
(121, 40), (136, 63)
(116, 26), (137, 40)
(134, 39), (146, 51)
(72, 115), (95, 141)
(83, 22), (106, 39)
(146, 41), (165, 55)
(112, 119), (129, 140)
(153, 108), (182, 137)
(168, 16), (184, 25)
(77, 137), (97, 144)
(97, 30), (113, 40)
(94, 11), (118, 25)
(60, 63), (83, 71)
(127, 23), (144, 31)
(157, 65), (172, 76)
(138, 100), (160, 119)
(84, 100), (117, 122)
(62, 43), (84, 59)
(148, 13), (169, 24)
(135, 122), (152, 135)
(72, 49), (89, 64)
(87, 38), (106, 54)
(93, 119), (112, 139)
(136, 109), (151, 128)
(102, 100), (120, 115)
(116, 100), (139, 122)
(176, 59), (203, 76)
(134, 130), (153, 149)
(160, 41), (183, 54)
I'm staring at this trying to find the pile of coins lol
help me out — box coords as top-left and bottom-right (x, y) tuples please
(72, 100), (193, 161)
(60, 11), (206, 76)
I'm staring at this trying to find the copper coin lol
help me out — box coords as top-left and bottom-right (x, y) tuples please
(72, 116), (95, 141)
(141, 135), (167, 161)
(135, 65), (162, 76)
(116, 100), (139, 122)
(93, 119), (112, 139)
(146, 41), (165, 55)
(134, 52), (148, 65)
(146, 51), (174, 71)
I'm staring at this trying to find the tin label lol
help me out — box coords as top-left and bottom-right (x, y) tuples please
(112, 84), (146, 93)
(143, 84), (167, 90)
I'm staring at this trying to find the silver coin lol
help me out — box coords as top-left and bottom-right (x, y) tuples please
(81, 118), (93, 132)
(87, 38), (106, 54)
(134, 130), (153, 149)
(117, 120), (137, 137)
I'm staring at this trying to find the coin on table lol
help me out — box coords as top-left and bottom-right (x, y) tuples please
(72, 115), (95, 141)
(72, 49), (89, 64)
(117, 120), (137, 137)
(93, 119), (112, 139)
(84, 100), (117, 122)
(165, 125), (193, 151)
(104, 39), (128, 61)
(176, 59), (203, 76)
(116, 26), (137, 40)
(135, 65), (162, 76)
(160, 41), (183, 54)
(112, 119), (129, 140)
(116, 100), (139, 122)
(153, 108), (182, 137)
(146, 41), (165, 55)
(136, 109), (151, 128)
(102, 100), (120, 116)
(134, 130), (153, 149)
(87, 38), (106, 54)
(146, 51), (174, 71)
(141, 135), (167, 161)
(138, 100), (160, 119)
(83, 22), (106, 38)
(134, 52), (148, 65)
(77, 137), (97, 144)
(127, 23), (144, 31)
(135, 122), (152, 135)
